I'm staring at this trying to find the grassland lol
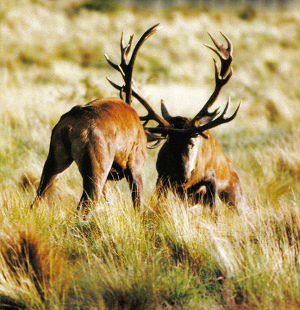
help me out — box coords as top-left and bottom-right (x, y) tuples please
(0, 1), (300, 309)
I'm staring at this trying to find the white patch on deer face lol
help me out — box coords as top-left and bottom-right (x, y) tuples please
(183, 136), (201, 181)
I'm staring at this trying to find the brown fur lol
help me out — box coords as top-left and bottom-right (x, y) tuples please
(32, 97), (147, 212)
(155, 122), (246, 213)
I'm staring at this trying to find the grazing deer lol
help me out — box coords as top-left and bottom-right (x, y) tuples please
(109, 31), (246, 213)
(32, 25), (160, 212)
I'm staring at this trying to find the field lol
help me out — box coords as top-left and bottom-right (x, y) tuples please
(0, 1), (300, 309)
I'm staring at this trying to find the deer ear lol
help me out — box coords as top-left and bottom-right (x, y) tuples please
(161, 100), (172, 122)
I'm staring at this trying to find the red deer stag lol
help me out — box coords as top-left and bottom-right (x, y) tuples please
(31, 24), (160, 212)
(109, 31), (246, 213)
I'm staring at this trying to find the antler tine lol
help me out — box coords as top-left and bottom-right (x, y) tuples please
(190, 32), (233, 127)
(107, 76), (168, 127)
(120, 33), (134, 63)
(205, 32), (232, 77)
(105, 54), (121, 73)
(221, 32), (233, 53)
(123, 24), (159, 104)
(196, 98), (240, 133)
(146, 138), (166, 149)
(120, 32), (126, 60)
(128, 23), (159, 68)
(145, 98), (240, 137)
(106, 24), (160, 105)
(106, 32), (133, 75)
(106, 24), (169, 128)
(106, 31), (134, 104)
(205, 33), (232, 56)
(130, 80), (169, 127)
(145, 131), (166, 149)
(106, 77), (126, 101)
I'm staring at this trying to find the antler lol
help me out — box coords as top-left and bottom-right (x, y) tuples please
(189, 32), (233, 127)
(107, 28), (239, 143)
(105, 32), (134, 104)
(146, 98), (240, 137)
(105, 24), (168, 128)
(145, 32), (240, 138)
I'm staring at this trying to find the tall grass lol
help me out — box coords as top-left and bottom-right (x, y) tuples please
(0, 0), (299, 308)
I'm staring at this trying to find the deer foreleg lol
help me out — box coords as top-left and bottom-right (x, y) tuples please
(76, 150), (112, 213)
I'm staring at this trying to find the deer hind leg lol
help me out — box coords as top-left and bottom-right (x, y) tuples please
(126, 152), (145, 212)
(76, 148), (113, 213)
(32, 143), (73, 207)
(125, 169), (143, 211)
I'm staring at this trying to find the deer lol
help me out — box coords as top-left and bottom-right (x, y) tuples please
(31, 24), (160, 213)
(108, 30), (246, 214)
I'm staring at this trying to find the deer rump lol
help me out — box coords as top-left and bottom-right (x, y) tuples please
(33, 98), (147, 211)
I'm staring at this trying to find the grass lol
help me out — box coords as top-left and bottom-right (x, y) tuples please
(0, 1), (300, 308)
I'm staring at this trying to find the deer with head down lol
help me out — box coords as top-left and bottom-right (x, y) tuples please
(109, 29), (246, 214)
(31, 25), (160, 213)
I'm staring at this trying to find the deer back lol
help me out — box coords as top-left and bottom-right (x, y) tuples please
(51, 98), (147, 171)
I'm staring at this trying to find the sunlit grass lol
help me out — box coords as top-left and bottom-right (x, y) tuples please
(1, 189), (299, 308)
